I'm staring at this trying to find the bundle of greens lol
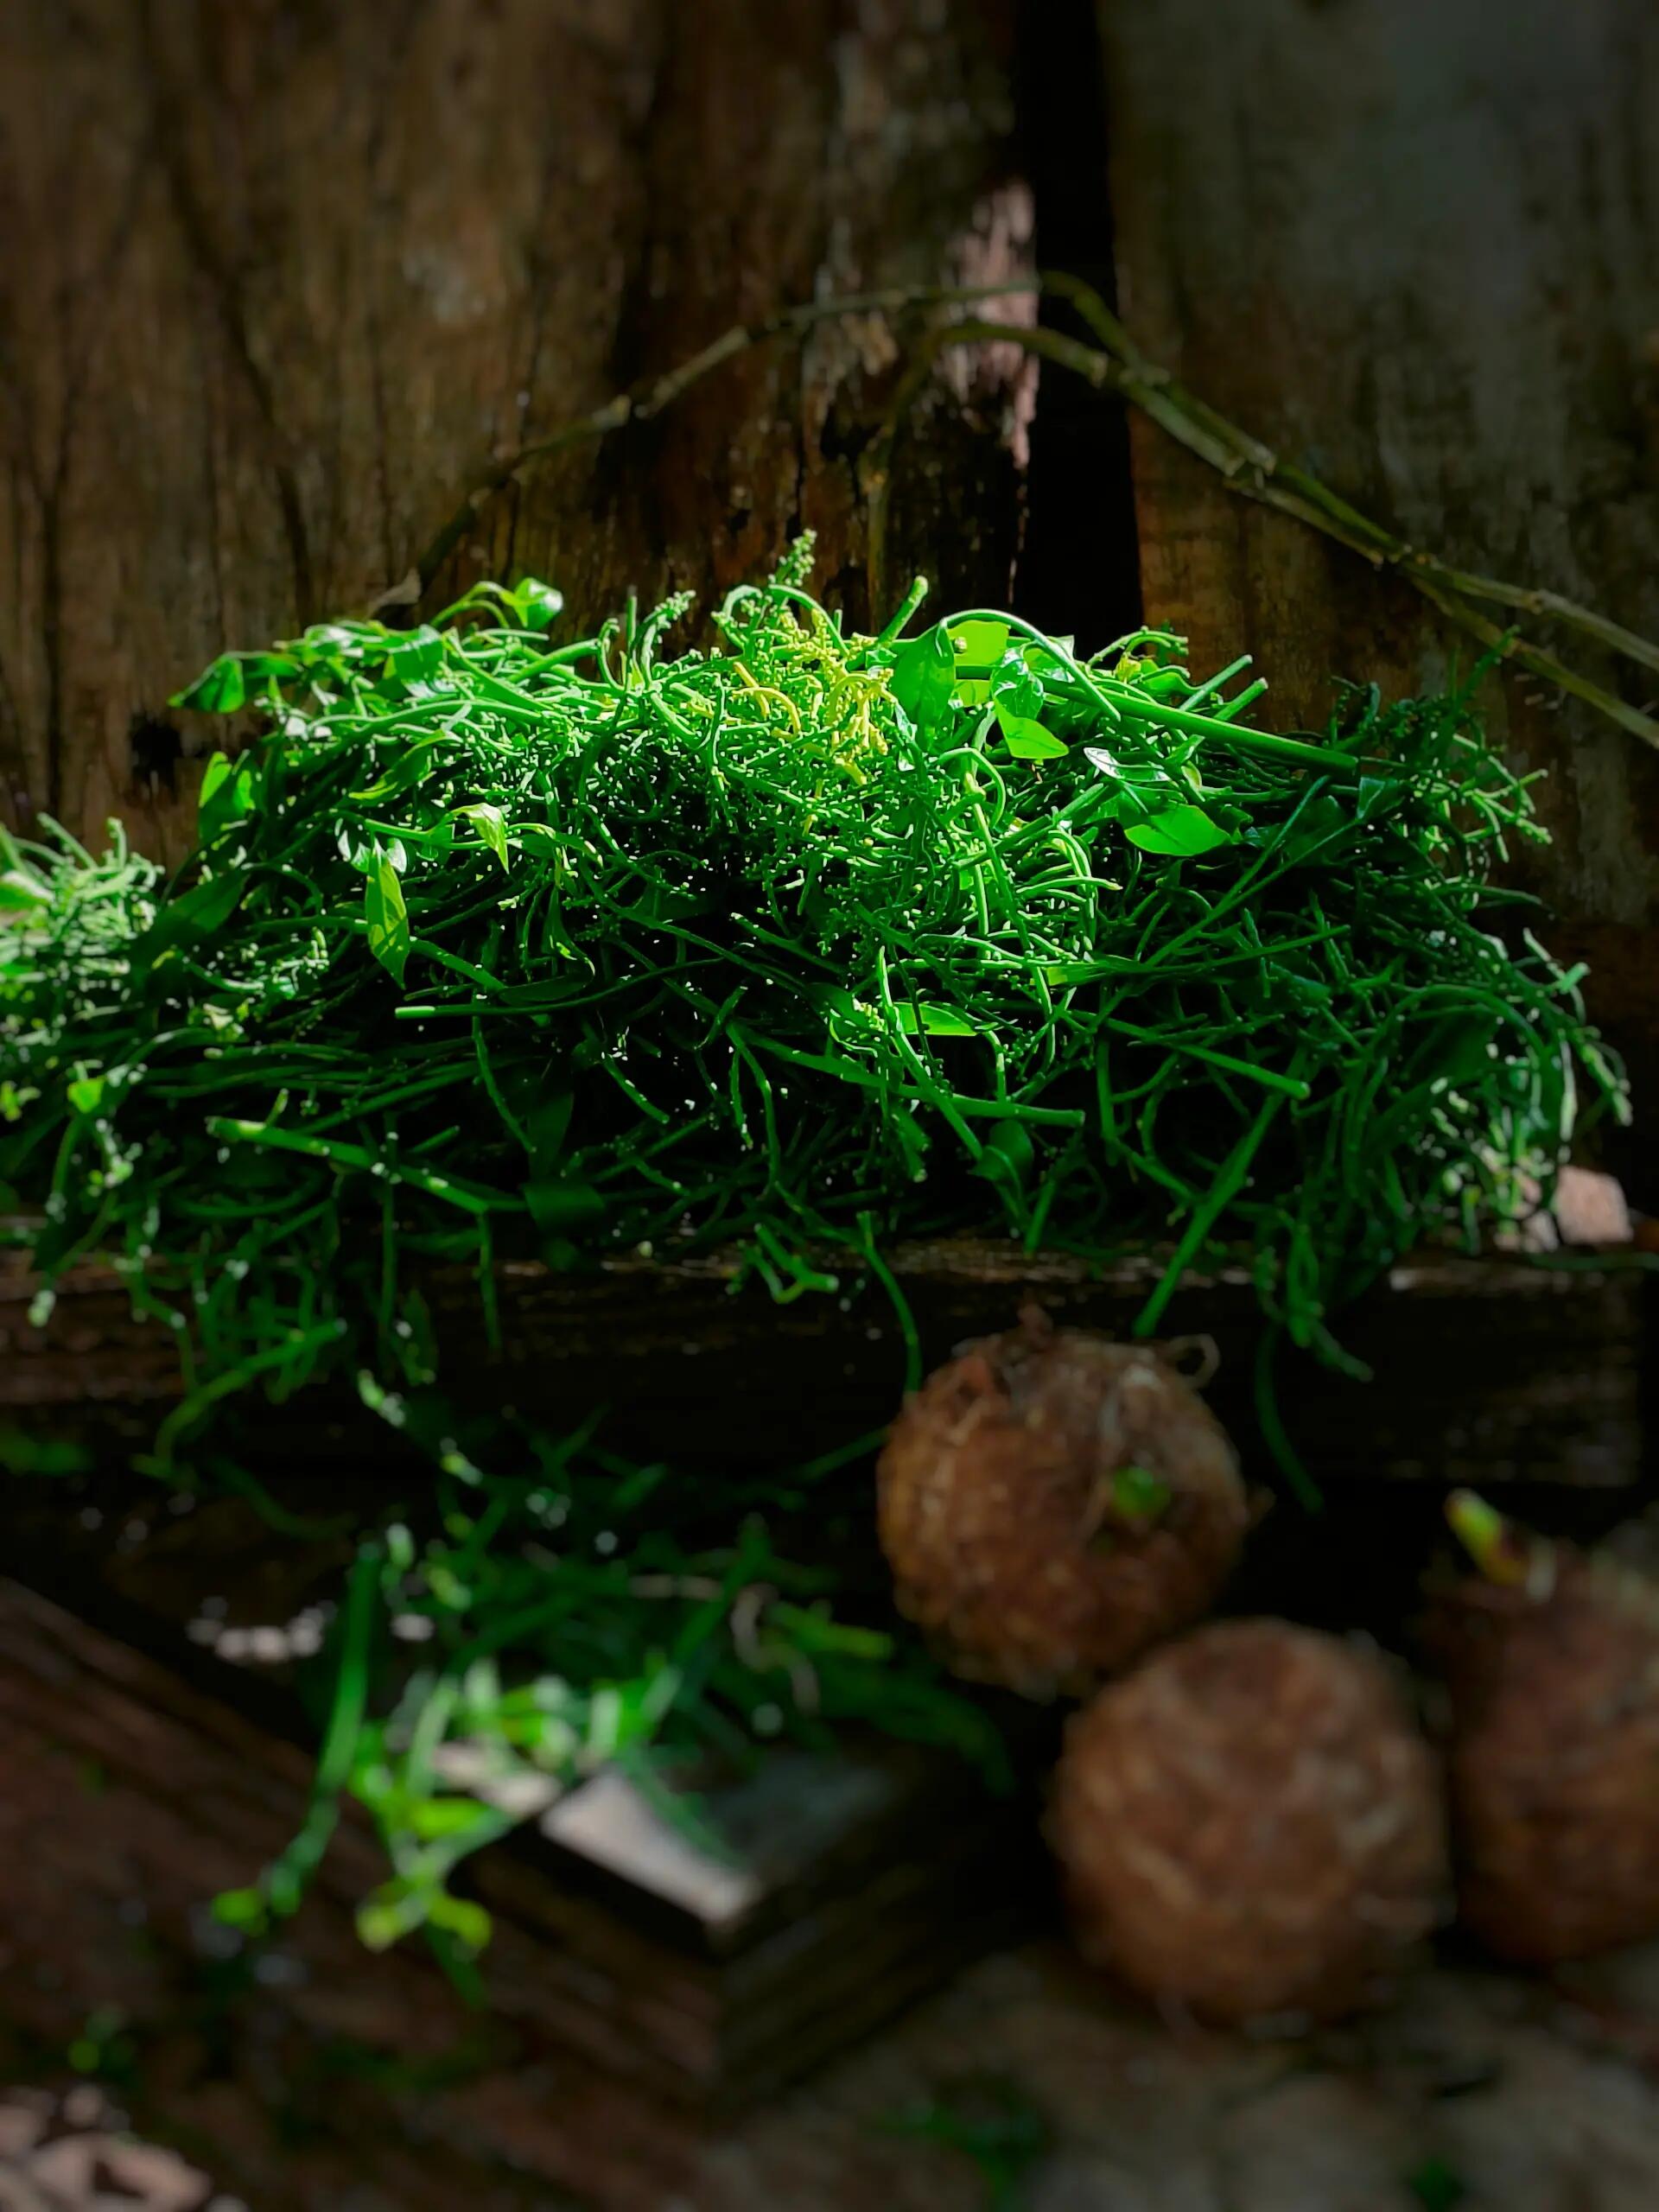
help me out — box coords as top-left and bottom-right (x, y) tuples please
(4, 544), (1620, 1374)
(0, 542), (1624, 1950)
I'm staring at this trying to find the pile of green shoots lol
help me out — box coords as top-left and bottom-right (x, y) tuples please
(0, 543), (1624, 1958)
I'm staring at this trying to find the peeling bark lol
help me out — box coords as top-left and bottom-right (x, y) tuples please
(0, 0), (1033, 861)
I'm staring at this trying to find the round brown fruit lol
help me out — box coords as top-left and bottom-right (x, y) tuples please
(877, 1308), (1247, 1694)
(1051, 1618), (1447, 2025)
(1431, 1504), (1659, 1965)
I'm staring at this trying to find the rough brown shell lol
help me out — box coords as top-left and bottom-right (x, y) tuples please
(876, 1309), (1248, 1694)
(1050, 1618), (1448, 2024)
(1430, 1550), (1659, 1965)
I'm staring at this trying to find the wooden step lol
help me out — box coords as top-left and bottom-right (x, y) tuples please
(3, 1230), (1652, 1490)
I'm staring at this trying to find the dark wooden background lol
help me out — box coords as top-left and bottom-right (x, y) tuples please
(3, 0), (1657, 1140)
(1102, 0), (1659, 1147)
(0, 0), (1040, 861)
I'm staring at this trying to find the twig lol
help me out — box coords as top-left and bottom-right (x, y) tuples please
(1033, 275), (1659, 690)
(389, 275), (1659, 751)
(939, 316), (1659, 748)
(387, 283), (1040, 610)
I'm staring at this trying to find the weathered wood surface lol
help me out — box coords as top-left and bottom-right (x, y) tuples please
(0, 1475), (1042, 2116)
(1100, 0), (1659, 1173)
(0, 1570), (1038, 2207)
(16, 1579), (1659, 2212)
(0, 0), (1035, 861)
(3, 1234), (1650, 1493)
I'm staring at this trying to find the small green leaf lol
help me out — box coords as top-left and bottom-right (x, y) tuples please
(522, 1086), (575, 1167)
(171, 653), (247, 715)
(67, 1073), (105, 1118)
(1023, 634), (1074, 673)
(452, 801), (510, 873)
(1278, 793), (1350, 865)
(302, 621), (374, 664)
(1112, 1464), (1172, 1522)
(1357, 773), (1403, 823)
(198, 751), (232, 809)
(511, 579), (565, 632)
(975, 1117), (1035, 1189)
(242, 651), (302, 685)
(138, 870), (245, 964)
(197, 752), (255, 846)
(1402, 1009), (1500, 1096)
(524, 1177), (607, 1236)
(365, 847), (410, 986)
(946, 619), (1010, 670)
(1083, 746), (1176, 810)
(1125, 804), (1234, 857)
(891, 625), (957, 734)
(995, 705), (1069, 760)
(892, 1001), (979, 1037)
(382, 625), (444, 682)
(989, 647), (1046, 720)
(211, 1885), (269, 1932)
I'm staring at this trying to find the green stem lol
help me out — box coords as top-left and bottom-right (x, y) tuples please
(1134, 1084), (1291, 1338)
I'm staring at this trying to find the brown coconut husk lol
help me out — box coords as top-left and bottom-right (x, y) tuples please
(876, 1307), (1248, 1695)
(1050, 1618), (1448, 2026)
(1429, 1492), (1659, 1966)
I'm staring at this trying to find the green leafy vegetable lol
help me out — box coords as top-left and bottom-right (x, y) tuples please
(451, 801), (510, 873)
(1, 541), (1624, 1950)
(0, 868), (49, 911)
(382, 625), (445, 683)
(508, 578), (564, 632)
(891, 622), (957, 733)
(948, 619), (1012, 670)
(197, 752), (256, 846)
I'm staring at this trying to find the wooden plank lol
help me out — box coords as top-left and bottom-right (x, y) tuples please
(1098, 0), (1659, 1173)
(0, 1569), (1038, 2174)
(3, 1234), (1650, 1491)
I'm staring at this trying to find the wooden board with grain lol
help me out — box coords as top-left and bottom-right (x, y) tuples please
(1099, 0), (1659, 1162)
(0, 0), (1035, 861)
(0, 1564), (1039, 2189)
(3, 1233), (1651, 1494)
(0, 1572), (704, 2210)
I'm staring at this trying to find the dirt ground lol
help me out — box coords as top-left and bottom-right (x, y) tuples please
(10, 1936), (1659, 2212)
